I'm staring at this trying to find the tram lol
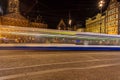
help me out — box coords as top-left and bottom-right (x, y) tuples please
(0, 25), (120, 46)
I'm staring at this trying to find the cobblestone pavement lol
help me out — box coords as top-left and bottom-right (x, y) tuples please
(0, 51), (120, 80)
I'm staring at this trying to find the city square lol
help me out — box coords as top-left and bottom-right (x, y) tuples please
(0, 0), (120, 80)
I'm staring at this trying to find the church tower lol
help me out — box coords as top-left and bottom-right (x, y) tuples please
(8, 0), (20, 13)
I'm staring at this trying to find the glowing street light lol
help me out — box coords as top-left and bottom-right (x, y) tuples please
(99, 0), (105, 9)
(98, 0), (105, 33)
(69, 19), (72, 26)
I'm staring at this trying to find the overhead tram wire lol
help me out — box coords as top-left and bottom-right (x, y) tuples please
(22, 0), (50, 15)
(21, 0), (38, 15)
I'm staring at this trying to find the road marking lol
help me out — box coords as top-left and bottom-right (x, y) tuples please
(0, 63), (120, 80)
(0, 51), (120, 57)
(0, 58), (119, 71)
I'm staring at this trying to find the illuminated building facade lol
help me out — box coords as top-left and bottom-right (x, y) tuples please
(106, 0), (119, 35)
(77, 28), (85, 32)
(86, 13), (106, 33)
(86, 0), (120, 35)
(0, 0), (47, 28)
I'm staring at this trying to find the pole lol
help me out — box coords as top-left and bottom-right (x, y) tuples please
(100, 8), (102, 33)
(98, 0), (105, 33)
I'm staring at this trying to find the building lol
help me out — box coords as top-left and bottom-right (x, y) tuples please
(57, 19), (80, 31)
(0, 0), (47, 28)
(57, 19), (67, 30)
(106, 0), (119, 35)
(86, 13), (106, 33)
(86, 0), (120, 35)
(77, 28), (85, 32)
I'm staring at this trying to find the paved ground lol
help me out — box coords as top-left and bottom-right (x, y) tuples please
(0, 51), (120, 80)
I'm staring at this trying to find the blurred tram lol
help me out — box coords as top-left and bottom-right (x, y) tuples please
(0, 25), (120, 46)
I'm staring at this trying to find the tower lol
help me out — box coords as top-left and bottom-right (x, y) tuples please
(57, 19), (66, 30)
(8, 0), (20, 13)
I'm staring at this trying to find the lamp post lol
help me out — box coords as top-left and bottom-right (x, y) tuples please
(98, 0), (105, 33)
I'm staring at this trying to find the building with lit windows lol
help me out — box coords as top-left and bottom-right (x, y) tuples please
(86, 13), (106, 33)
(0, 0), (47, 28)
(106, 0), (119, 35)
(86, 0), (120, 35)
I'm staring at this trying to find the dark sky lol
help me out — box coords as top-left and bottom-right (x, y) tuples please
(0, 0), (110, 29)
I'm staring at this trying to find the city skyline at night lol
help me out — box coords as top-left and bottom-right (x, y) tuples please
(0, 0), (110, 29)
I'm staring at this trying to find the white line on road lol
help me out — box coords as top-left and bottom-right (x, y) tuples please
(0, 58), (120, 71)
(0, 63), (120, 80)
(0, 58), (119, 71)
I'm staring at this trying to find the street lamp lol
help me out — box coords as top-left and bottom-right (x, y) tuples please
(98, 0), (105, 33)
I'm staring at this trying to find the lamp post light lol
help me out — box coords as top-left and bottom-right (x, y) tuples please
(98, 0), (105, 33)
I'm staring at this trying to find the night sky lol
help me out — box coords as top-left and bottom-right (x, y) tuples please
(0, 0), (111, 29)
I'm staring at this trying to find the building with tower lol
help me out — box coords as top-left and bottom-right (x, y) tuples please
(57, 19), (67, 30)
(0, 0), (47, 28)
(57, 19), (81, 31)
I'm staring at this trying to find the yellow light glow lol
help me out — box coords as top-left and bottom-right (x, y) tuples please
(69, 19), (72, 25)
(99, 0), (105, 8)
